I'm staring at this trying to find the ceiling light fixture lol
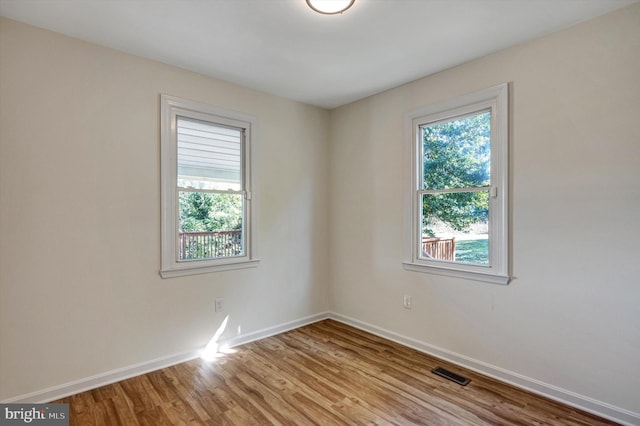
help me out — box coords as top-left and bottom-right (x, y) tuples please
(306, 0), (355, 15)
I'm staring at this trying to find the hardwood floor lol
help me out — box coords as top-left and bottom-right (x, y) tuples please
(55, 320), (617, 425)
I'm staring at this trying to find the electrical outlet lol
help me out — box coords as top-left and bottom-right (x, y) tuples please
(403, 295), (412, 309)
(215, 298), (224, 312)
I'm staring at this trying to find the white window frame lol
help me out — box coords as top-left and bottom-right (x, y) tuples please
(403, 84), (510, 285)
(160, 94), (259, 278)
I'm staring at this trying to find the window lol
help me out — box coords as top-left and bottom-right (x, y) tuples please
(160, 95), (258, 278)
(404, 84), (509, 284)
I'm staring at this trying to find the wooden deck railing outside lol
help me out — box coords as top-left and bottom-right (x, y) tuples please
(422, 237), (456, 261)
(180, 230), (242, 260)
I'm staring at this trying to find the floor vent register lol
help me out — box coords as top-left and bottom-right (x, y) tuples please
(431, 367), (471, 386)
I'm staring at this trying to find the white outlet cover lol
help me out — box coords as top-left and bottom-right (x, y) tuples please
(403, 295), (412, 309)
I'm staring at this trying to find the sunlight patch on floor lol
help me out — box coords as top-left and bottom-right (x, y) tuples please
(200, 315), (236, 361)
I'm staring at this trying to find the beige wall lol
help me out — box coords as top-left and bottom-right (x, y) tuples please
(0, 17), (330, 400)
(329, 3), (640, 416)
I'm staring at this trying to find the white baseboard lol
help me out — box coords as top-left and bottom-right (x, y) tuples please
(223, 312), (331, 349)
(4, 310), (638, 426)
(327, 312), (640, 426)
(1, 349), (202, 404)
(2, 312), (331, 404)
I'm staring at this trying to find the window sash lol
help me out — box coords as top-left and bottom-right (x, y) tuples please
(177, 116), (243, 190)
(417, 190), (491, 265)
(418, 187), (490, 195)
(419, 109), (491, 191)
(176, 188), (246, 260)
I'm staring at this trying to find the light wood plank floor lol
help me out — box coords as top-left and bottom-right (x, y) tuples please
(55, 319), (617, 425)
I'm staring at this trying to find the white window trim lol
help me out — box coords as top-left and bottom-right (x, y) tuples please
(160, 94), (259, 278)
(403, 84), (510, 285)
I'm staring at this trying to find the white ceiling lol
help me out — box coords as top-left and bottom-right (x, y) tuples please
(0, 0), (636, 109)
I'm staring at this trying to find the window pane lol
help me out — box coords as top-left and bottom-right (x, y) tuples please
(421, 192), (489, 265)
(178, 191), (244, 260)
(422, 111), (490, 190)
(177, 117), (242, 191)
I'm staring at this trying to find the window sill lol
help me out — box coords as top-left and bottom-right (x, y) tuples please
(160, 259), (260, 278)
(402, 261), (510, 285)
